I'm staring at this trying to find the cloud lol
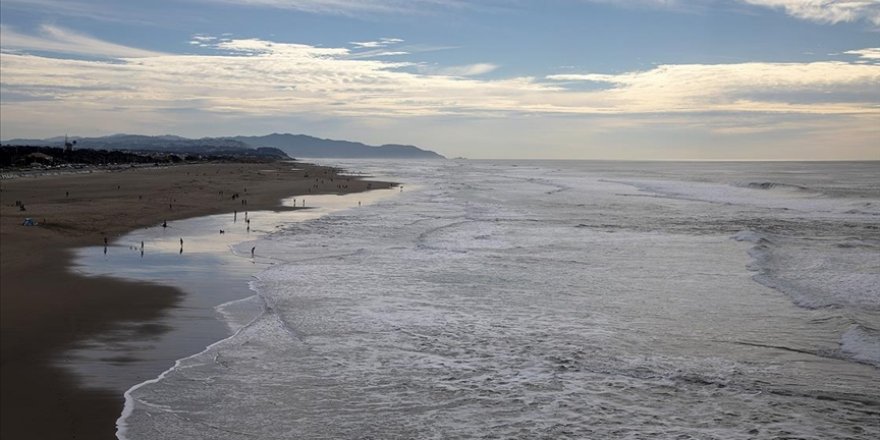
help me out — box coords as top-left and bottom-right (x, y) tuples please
(0, 24), (167, 58)
(199, 0), (470, 15)
(190, 34), (220, 46)
(740, 0), (880, 26)
(347, 50), (410, 59)
(351, 41), (385, 48)
(1, 29), (877, 136)
(584, 0), (701, 12)
(584, 0), (880, 25)
(845, 47), (880, 60)
(2, 0), (107, 18)
(546, 61), (880, 114)
(351, 38), (402, 48)
(0, 31), (551, 120)
(344, 38), (416, 58)
(1, 29), (877, 159)
(432, 63), (499, 76)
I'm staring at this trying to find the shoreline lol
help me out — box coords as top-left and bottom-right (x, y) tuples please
(0, 160), (394, 440)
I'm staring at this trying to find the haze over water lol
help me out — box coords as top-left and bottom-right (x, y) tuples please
(112, 160), (879, 439)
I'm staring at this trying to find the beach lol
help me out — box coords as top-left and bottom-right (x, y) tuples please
(3, 159), (877, 440)
(0, 161), (392, 439)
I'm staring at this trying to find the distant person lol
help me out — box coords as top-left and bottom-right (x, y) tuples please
(163, 220), (168, 228)
(180, 238), (184, 246)
(251, 246), (255, 257)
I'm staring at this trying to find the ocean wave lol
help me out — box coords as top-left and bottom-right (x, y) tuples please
(840, 324), (880, 368)
(732, 230), (880, 311)
(116, 160), (880, 439)
(739, 181), (809, 192)
(731, 229), (773, 245)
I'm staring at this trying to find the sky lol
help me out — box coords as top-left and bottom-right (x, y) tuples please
(0, 0), (878, 160)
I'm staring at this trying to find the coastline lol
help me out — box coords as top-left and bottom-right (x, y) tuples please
(0, 160), (393, 440)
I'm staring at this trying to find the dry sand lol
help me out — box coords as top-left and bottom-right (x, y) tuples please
(0, 161), (392, 439)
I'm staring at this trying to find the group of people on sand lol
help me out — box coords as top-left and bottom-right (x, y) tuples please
(108, 205), (259, 258)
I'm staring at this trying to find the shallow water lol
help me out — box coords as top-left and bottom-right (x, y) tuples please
(63, 187), (398, 393)
(71, 160), (879, 439)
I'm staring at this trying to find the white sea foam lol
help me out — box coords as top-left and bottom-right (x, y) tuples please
(840, 325), (880, 367)
(116, 292), (269, 440)
(610, 177), (877, 216)
(117, 160), (880, 440)
(215, 293), (264, 333)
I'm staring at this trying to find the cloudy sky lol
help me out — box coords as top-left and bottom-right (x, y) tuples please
(1, 0), (878, 159)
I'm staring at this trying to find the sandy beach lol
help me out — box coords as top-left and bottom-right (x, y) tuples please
(0, 161), (392, 440)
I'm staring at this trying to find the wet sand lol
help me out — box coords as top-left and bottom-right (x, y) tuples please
(0, 161), (392, 439)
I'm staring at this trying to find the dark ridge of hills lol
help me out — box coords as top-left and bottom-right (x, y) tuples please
(231, 133), (445, 159)
(0, 134), (280, 157)
(3, 133), (445, 159)
(0, 145), (286, 169)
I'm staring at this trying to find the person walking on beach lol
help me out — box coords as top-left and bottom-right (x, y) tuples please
(251, 246), (255, 257)
(180, 238), (184, 246)
(163, 220), (167, 228)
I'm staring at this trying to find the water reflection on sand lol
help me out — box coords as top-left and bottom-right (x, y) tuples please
(61, 187), (398, 394)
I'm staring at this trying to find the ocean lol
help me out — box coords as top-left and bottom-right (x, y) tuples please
(74, 160), (880, 439)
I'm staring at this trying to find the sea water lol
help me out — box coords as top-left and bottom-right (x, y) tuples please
(64, 187), (398, 393)
(115, 160), (878, 439)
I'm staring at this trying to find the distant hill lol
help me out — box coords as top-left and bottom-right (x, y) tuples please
(0, 134), (285, 157)
(0, 145), (290, 169)
(3, 133), (445, 159)
(231, 133), (444, 159)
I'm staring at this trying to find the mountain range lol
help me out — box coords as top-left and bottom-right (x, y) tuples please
(1, 133), (445, 159)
